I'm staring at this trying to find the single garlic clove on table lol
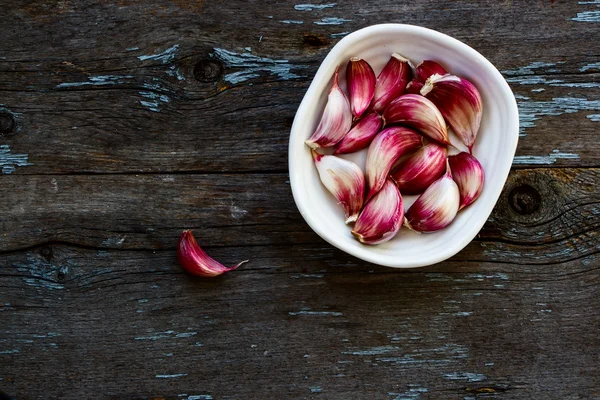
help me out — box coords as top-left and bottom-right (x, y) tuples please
(404, 160), (460, 232)
(382, 94), (450, 146)
(421, 74), (482, 153)
(448, 152), (484, 210)
(305, 68), (352, 149)
(346, 57), (376, 118)
(312, 150), (365, 224)
(178, 230), (248, 277)
(333, 112), (383, 155)
(365, 126), (422, 201)
(352, 179), (404, 245)
(391, 142), (447, 195)
(371, 53), (412, 113)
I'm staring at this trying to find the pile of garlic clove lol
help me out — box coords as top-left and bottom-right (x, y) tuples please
(306, 54), (485, 245)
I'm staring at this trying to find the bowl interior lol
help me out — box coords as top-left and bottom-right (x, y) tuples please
(289, 24), (518, 268)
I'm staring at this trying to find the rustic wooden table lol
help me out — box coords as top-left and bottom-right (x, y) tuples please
(1, 1), (599, 399)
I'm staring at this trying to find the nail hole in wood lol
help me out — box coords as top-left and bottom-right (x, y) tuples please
(509, 184), (542, 215)
(0, 112), (15, 135)
(194, 59), (224, 82)
(303, 34), (328, 47)
(57, 268), (66, 281)
(40, 246), (53, 261)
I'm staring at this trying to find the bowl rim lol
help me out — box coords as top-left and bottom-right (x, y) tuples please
(288, 23), (519, 268)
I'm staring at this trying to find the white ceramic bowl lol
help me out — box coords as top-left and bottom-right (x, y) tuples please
(289, 24), (519, 268)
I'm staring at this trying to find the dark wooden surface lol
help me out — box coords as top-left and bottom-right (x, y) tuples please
(1, 1), (599, 399)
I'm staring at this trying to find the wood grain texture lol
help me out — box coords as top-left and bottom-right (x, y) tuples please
(1, 0), (599, 175)
(1, 0), (600, 399)
(1, 168), (599, 399)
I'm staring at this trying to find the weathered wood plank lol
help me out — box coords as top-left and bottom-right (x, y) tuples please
(1, 0), (599, 175)
(1, 168), (598, 266)
(2, 0), (600, 399)
(1, 244), (598, 399)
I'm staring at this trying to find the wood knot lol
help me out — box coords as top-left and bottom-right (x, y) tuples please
(40, 246), (53, 261)
(56, 267), (67, 281)
(194, 59), (224, 82)
(0, 111), (15, 135)
(303, 34), (328, 48)
(509, 184), (541, 215)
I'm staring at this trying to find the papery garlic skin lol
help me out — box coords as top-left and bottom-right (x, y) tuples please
(405, 160), (459, 232)
(347, 57), (376, 118)
(352, 179), (403, 245)
(383, 94), (450, 145)
(448, 152), (484, 210)
(405, 80), (423, 95)
(415, 60), (447, 82)
(312, 150), (365, 223)
(421, 74), (482, 153)
(391, 142), (447, 195)
(334, 112), (383, 154)
(178, 230), (248, 277)
(371, 53), (412, 113)
(305, 69), (352, 149)
(365, 126), (422, 201)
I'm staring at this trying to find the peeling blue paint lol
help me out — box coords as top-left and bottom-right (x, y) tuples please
(134, 330), (176, 340)
(554, 82), (600, 88)
(281, 20), (304, 24)
(343, 346), (398, 356)
(572, 11), (600, 22)
(455, 312), (473, 317)
(580, 62), (600, 71)
(56, 75), (134, 88)
(212, 48), (305, 84)
(167, 65), (186, 81)
(587, 114), (600, 121)
(466, 272), (509, 281)
(156, 373), (187, 378)
(102, 236), (126, 247)
(178, 395), (213, 400)
(142, 82), (163, 91)
(389, 386), (428, 400)
(126, 47), (140, 51)
(294, 3), (336, 10)
(331, 32), (349, 38)
(0, 349), (19, 354)
(139, 91), (170, 112)
(511, 78), (600, 88)
(443, 372), (486, 382)
(138, 44), (179, 64)
(505, 76), (563, 85)
(16, 255), (64, 290)
(289, 310), (342, 316)
(310, 386), (323, 393)
(503, 61), (600, 88)
(175, 332), (197, 338)
(314, 17), (351, 25)
(502, 62), (562, 76)
(1, 145), (32, 174)
(513, 149), (580, 165)
(516, 95), (600, 135)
